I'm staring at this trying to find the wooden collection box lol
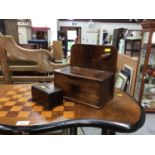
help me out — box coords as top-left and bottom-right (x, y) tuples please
(31, 83), (63, 110)
(54, 44), (117, 109)
(54, 67), (114, 109)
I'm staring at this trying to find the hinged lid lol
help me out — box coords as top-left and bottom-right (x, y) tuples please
(54, 66), (114, 82)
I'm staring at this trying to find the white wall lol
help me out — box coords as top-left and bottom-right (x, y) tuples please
(58, 21), (90, 44)
(30, 19), (142, 45)
(31, 19), (58, 44)
(58, 20), (142, 45)
(18, 26), (31, 44)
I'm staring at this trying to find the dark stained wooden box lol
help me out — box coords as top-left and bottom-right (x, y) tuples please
(54, 44), (117, 109)
(31, 83), (63, 110)
(54, 66), (115, 109)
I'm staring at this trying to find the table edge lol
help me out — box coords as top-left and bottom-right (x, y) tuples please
(0, 105), (145, 134)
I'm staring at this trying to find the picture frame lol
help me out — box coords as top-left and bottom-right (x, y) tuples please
(123, 64), (134, 93)
(115, 72), (128, 90)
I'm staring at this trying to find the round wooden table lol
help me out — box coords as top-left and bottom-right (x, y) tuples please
(0, 84), (145, 134)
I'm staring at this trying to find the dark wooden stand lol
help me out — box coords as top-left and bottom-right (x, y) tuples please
(54, 44), (118, 109)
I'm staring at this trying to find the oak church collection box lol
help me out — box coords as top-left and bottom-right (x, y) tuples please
(54, 44), (117, 109)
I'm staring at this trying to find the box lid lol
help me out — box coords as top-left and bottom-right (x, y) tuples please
(32, 83), (61, 94)
(54, 66), (114, 82)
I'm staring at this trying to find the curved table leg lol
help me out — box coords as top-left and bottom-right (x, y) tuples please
(69, 127), (77, 135)
(101, 128), (115, 135)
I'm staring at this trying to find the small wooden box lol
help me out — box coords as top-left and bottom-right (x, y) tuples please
(31, 83), (63, 110)
(54, 67), (114, 109)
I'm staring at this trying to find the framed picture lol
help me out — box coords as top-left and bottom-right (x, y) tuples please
(115, 72), (128, 90)
(123, 64), (134, 93)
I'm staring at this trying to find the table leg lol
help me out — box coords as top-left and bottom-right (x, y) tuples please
(69, 127), (77, 135)
(21, 131), (29, 135)
(101, 129), (115, 135)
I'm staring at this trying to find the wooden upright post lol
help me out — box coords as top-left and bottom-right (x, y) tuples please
(0, 47), (11, 84)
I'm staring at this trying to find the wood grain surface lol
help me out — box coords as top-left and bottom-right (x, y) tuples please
(0, 84), (143, 127)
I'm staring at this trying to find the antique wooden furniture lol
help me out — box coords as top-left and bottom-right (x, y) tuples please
(32, 83), (63, 109)
(54, 66), (114, 109)
(54, 44), (117, 109)
(0, 19), (19, 43)
(124, 38), (141, 56)
(134, 21), (155, 112)
(28, 40), (48, 49)
(0, 35), (69, 83)
(112, 28), (127, 50)
(53, 41), (64, 63)
(69, 44), (117, 72)
(0, 84), (145, 134)
(31, 27), (50, 48)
